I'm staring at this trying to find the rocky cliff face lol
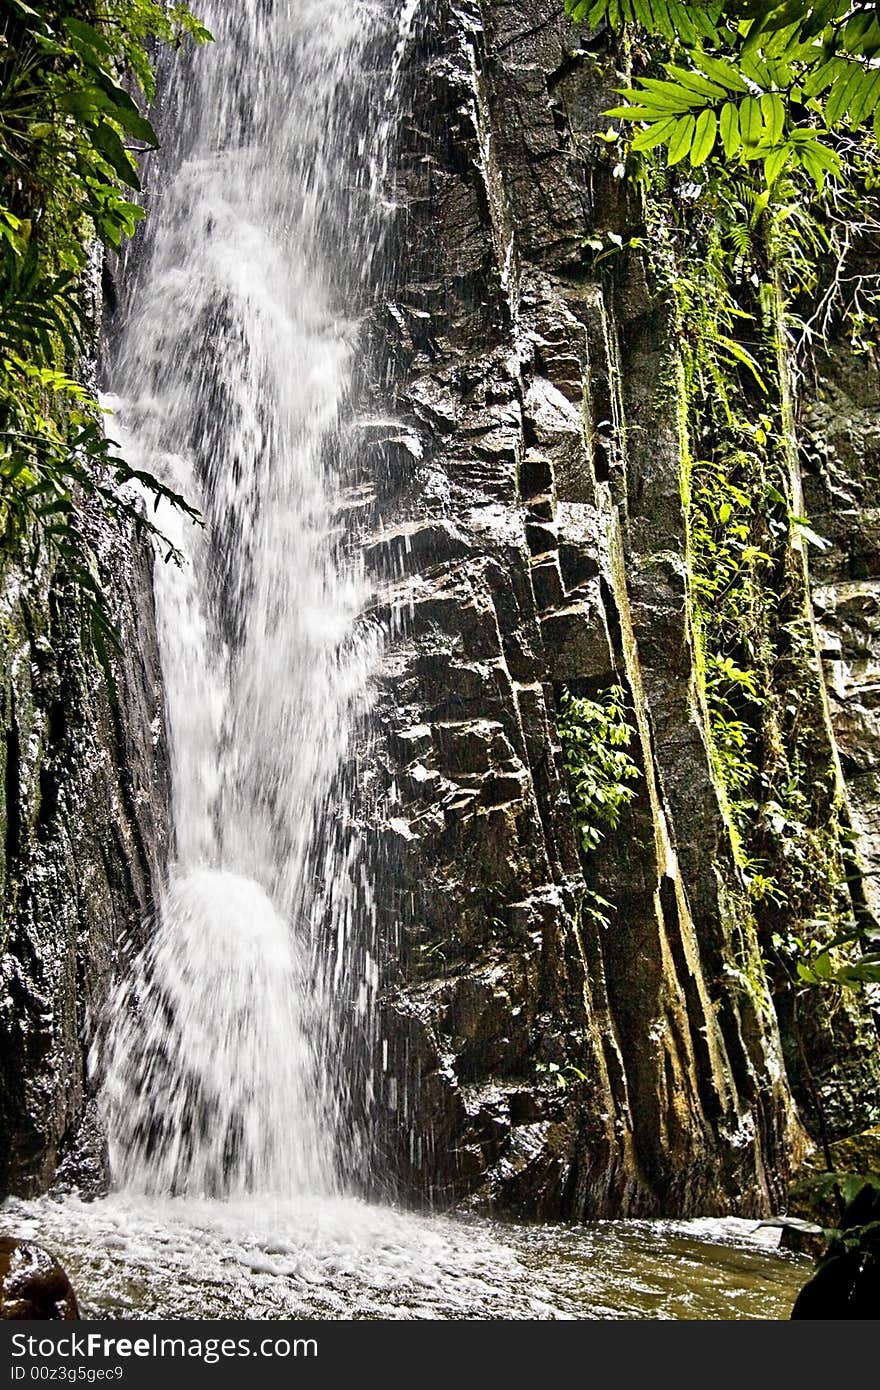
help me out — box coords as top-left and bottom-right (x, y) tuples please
(0, 523), (169, 1197)
(363, 0), (879, 1217)
(794, 342), (880, 1138)
(806, 347), (880, 913)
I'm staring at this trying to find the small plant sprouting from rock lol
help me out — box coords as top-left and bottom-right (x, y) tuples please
(536, 1060), (589, 1092)
(557, 684), (640, 855)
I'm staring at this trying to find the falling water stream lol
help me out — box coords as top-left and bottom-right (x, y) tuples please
(101, 0), (393, 1199)
(2, 0), (810, 1318)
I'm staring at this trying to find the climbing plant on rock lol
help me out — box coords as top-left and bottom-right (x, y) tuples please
(557, 685), (640, 855)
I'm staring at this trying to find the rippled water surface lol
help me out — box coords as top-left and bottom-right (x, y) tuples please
(3, 1197), (808, 1320)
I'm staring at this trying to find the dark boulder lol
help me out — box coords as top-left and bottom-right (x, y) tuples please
(0, 1236), (79, 1319)
(791, 1186), (880, 1319)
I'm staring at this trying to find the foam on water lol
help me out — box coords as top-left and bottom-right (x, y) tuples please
(1, 1197), (807, 1320)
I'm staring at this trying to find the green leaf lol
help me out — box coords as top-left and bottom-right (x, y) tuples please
(5, 0), (43, 20)
(717, 334), (767, 391)
(846, 68), (880, 128)
(605, 105), (663, 121)
(672, 2), (700, 42)
(667, 113), (696, 166)
(663, 63), (727, 102)
(825, 60), (863, 126)
(803, 140), (841, 172)
(57, 85), (155, 145)
(760, 92), (786, 145)
(690, 107), (717, 166)
(88, 121), (141, 189)
(739, 50), (775, 89)
(764, 145), (791, 185)
(57, 87), (110, 120)
(62, 18), (115, 62)
(841, 12), (879, 55)
(739, 96), (764, 149)
(835, 954), (880, 985)
(109, 103), (158, 148)
(636, 77), (702, 113)
(612, 89), (686, 119)
(720, 101), (741, 160)
(791, 515), (832, 550)
(630, 116), (678, 151)
(693, 53), (749, 95)
(803, 56), (847, 100)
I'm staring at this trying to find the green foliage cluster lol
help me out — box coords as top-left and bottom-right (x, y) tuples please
(796, 916), (880, 987)
(673, 213), (774, 836)
(795, 1165), (880, 1207)
(669, 205), (879, 1301)
(571, 3), (880, 359)
(557, 685), (640, 855)
(0, 0), (207, 660)
(567, 1), (880, 190)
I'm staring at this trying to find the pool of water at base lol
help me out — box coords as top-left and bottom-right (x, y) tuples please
(1, 1194), (810, 1320)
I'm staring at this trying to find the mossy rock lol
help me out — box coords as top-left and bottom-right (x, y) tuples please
(793, 1125), (880, 1182)
(787, 1126), (880, 1229)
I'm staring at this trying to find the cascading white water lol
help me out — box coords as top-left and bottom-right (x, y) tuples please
(97, 0), (409, 1198)
(102, 871), (326, 1195)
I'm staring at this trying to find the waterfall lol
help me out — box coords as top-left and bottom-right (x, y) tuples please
(97, 0), (409, 1199)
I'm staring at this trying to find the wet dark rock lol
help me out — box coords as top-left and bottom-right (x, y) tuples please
(791, 1250), (880, 1319)
(540, 593), (614, 682)
(361, 0), (879, 1218)
(791, 1186), (880, 1319)
(0, 1237), (79, 1319)
(757, 352), (880, 1141)
(797, 352), (880, 1135)
(0, 525), (169, 1198)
